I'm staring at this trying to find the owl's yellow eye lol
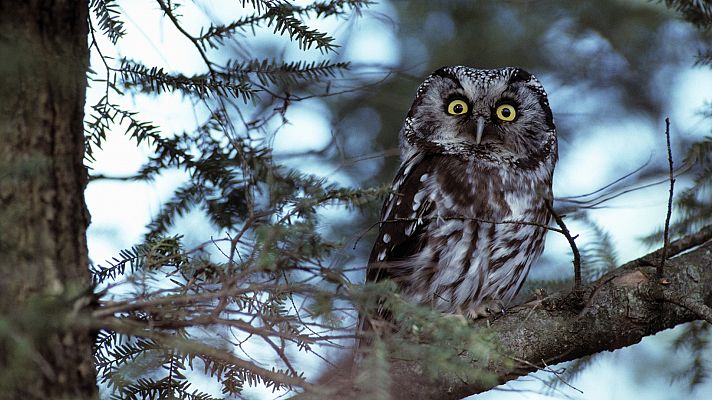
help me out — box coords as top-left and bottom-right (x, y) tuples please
(495, 103), (517, 121)
(447, 99), (469, 115)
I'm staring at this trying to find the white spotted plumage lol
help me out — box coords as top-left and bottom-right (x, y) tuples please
(366, 66), (557, 319)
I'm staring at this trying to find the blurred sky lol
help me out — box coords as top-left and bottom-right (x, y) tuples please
(86, 1), (712, 399)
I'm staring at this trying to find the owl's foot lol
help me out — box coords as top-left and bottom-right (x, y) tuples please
(442, 300), (506, 324)
(463, 299), (506, 320)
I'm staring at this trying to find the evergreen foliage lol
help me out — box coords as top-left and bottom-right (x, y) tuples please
(86, 1), (492, 398)
(91, 0), (126, 44)
(86, 1), (378, 398)
(671, 322), (711, 391)
(664, 0), (712, 29)
(84, 0), (712, 398)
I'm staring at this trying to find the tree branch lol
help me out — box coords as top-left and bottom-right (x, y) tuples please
(305, 228), (712, 399)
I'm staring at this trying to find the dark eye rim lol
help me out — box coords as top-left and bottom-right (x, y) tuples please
(444, 96), (470, 115)
(492, 99), (520, 122)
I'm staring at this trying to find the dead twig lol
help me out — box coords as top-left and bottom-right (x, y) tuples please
(545, 200), (582, 292)
(541, 358), (584, 395)
(504, 355), (583, 396)
(353, 214), (564, 250)
(659, 117), (675, 282)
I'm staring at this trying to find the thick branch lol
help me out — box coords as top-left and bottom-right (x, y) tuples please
(307, 231), (712, 399)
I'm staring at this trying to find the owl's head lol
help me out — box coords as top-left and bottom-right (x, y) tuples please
(400, 66), (557, 168)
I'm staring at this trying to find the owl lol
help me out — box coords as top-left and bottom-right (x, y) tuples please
(366, 66), (557, 321)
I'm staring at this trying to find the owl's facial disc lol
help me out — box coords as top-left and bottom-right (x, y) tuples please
(401, 66), (555, 163)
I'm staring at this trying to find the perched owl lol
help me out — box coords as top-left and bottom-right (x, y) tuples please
(366, 66), (557, 321)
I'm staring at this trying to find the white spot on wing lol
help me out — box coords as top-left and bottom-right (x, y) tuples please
(413, 189), (427, 211)
(383, 233), (391, 244)
(405, 223), (416, 236)
(403, 162), (414, 177)
(378, 249), (387, 261)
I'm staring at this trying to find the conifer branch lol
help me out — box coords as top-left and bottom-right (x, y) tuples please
(222, 59), (351, 85)
(90, 0), (126, 44)
(118, 59), (255, 100)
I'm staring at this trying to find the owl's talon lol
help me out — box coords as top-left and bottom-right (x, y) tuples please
(465, 300), (506, 320)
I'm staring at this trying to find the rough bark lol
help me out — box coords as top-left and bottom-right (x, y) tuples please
(305, 229), (712, 400)
(0, 1), (96, 399)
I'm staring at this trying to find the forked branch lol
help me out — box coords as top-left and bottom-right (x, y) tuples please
(545, 200), (582, 292)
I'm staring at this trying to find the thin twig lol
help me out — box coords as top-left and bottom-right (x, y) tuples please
(155, 0), (214, 74)
(545, 200), (582, 292)
(556, 158), (694, 213)
(353, 215), (564, 250)
(504, 354), (583, 395)
(88, 173), (143, 181)
(560, 154), (652, 200)
(658, 117), (675, 281)
(540, 358), (584, 394)
(262, 335), (299, 376)
(87, 18), (112, 100)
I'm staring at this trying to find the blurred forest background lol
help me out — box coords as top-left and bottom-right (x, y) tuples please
(81, 0), (712, 399)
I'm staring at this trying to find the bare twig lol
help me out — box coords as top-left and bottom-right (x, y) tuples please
(504, 354), (583, 395)
(540, 358), (584, 395)
(559, 155), (652, 200)
(353, 214), (564, 250)
(659, 117), (675, 281)
(88, 173), (143, 181)
(555, 156), (694, 213)
(155, 0), (214, 74)
(87, 18), (112, 100)
(545, 200), (582, 292)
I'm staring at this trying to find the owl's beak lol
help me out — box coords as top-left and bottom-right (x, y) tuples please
(475, 116), (486, 145)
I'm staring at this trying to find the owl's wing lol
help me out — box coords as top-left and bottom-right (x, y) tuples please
(367, 153), (435, 283)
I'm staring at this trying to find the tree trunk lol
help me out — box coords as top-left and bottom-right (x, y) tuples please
(0, 1), (96, 398)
